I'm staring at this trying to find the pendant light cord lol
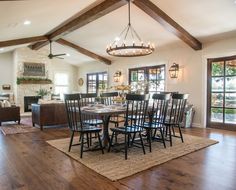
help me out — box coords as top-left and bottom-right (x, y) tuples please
(128, 0), (131, 25)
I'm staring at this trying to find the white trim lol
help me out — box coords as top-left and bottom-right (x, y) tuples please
(192, 123), (203, 128)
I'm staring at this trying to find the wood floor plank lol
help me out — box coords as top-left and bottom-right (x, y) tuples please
(0, 127), (235, 190)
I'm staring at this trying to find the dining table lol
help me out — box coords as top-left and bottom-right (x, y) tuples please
(81, 104), (126, 146)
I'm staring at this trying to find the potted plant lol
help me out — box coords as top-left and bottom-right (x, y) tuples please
(36, 88), (51, 100)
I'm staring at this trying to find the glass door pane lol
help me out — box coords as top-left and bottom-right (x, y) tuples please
(211, 108), (223, 122)
(225, 109), (236, 124)
(212, 62), (224, 76)
(212, 77), (224, 92)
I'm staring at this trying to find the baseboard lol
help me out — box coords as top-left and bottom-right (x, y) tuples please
(192, 123), (203, 128)
(20, 112), (32, 117)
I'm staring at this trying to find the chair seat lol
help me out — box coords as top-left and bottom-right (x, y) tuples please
(74, 125), (102, 132)
(110, 125), (143, 133)
(143, 122), (165, 129)
(83, 119), (103, 125)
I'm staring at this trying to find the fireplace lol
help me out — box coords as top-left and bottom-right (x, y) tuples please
(24, 96), (41, 112)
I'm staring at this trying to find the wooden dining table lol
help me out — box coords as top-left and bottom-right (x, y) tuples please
(81, 104), (126, 146)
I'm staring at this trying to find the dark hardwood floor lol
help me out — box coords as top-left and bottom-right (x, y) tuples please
(0, 127), (235, 190)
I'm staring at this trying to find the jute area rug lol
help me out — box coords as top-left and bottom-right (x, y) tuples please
(47, 134), (218, 181)
(0, 123), (39, 135)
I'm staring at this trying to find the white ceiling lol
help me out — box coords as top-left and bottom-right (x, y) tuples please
(0, 0), (236, 65)
(0, 0), (95, 41)
(151, 0), (236, 42)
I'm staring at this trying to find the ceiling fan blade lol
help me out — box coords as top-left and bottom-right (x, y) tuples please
(55, 56), (64, 59)
(48, 41), (66, 59)
(53, 53), (66, 57)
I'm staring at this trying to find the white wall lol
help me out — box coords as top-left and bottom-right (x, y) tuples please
(0, 52), (14, 93)
(77, 36), (236, 128)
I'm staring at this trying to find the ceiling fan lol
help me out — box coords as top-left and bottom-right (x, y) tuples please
(48, 40), (66, 59)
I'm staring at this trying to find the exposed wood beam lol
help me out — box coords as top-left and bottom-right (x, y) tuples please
(30, 0), (127, 50)
(56, 39), (111, 65)
(0, 36), (47, 48)
(133, 0), (202, 50)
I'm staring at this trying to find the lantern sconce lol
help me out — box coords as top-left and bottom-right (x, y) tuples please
(113, 71), (122, 82)
(169, 63), (179, 79)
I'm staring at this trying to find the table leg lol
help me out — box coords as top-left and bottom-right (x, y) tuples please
(101, 115), (111, 147)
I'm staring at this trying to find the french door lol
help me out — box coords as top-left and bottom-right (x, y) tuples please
(207, 55), (236, 130)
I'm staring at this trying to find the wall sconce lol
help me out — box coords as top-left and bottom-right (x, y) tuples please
(169, 63), (179, 78)
(113, 71), (122, 82)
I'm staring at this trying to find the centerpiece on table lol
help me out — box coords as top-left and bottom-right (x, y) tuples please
(112, 84), (131, 103)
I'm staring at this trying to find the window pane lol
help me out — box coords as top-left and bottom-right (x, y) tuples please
(225, 76), (236, 92)
(212, 62), (224, 76)
(225, 109), (236, 124)
(226, 60), (236, 76)
(159, 67), (165, 80)
(138, 70), (145, 81)
(211, 108), (223, 123)
(212, 77), (224, 92)
(55, 73), (69, 85)
(149, 69), (157, 80)
(158, 80), (165, 91)
(131, 71), (137, 82)
(211, 93), (223, 107)
(149, 81), (157, 91)
(99, 81), (107, 90)
(98, 74), (103, 80)
(104, 74), (108, 81)
(225, 93), (236, 108)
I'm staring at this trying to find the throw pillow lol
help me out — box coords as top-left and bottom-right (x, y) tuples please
(3, 100), (11, 107)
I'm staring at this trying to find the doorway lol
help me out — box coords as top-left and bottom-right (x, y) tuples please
(207, 55), (236, 130)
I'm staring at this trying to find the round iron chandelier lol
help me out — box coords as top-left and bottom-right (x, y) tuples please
(106, 0), (155, 57)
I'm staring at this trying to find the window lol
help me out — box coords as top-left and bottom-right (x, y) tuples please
(129, 65), (165, 97)
(207, 55), (236, 130)
(87, 72), (108, 94)
(54, 73), (69, 99)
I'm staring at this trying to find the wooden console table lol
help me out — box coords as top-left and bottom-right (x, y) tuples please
(31, 103), (68, 130)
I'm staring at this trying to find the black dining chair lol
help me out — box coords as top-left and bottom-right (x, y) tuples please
(80, 93), (103, 126)
(164, 93), (189, 146)
(100, 92), (125, 128)
(64, 93), (104, 158)
(143, 93), (171, 152)
(108, 94), (149, 160)
(100, 92), (119, 105)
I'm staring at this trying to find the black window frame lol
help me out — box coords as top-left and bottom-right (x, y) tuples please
(128, 65), (166, 94)
(86, 72), (108, 94)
